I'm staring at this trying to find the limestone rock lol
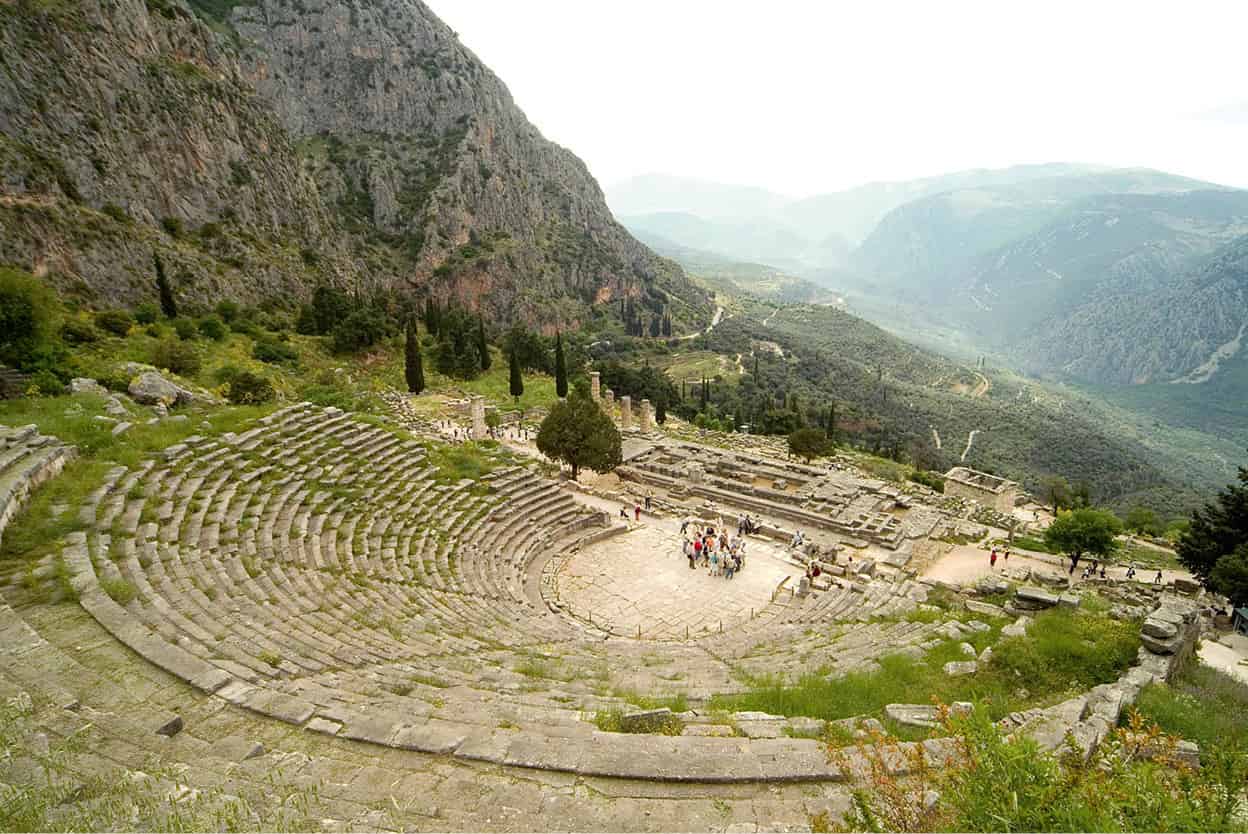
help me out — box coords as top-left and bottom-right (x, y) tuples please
(155, 715), (184, 737)
(1015, 587), (1060, 609)
(129, 372), (192, 407)
(69, 378), (109, 397)
(943, 660), (978, 676)
(1001, 615), (1031, 637)
(965, 599), (1006, 617)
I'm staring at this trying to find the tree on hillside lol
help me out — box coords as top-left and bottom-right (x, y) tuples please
(554, 330), (567, 398)
(424, 297), (441, 338)
(536, 382), (621, 480)
(1177, 462), (1248, 594)
(1125, 507), (1164, 537)
(788, 427), (832, 464)
(404, 319), (424, 394)
(508, 344), (523, 404)
(1045, 508), (1123, 563)
(655, 398), (666, 424)
(476, 315), (491, 371)
(1209, 544), (1248, 608)
(0, 268), (59, 372)
(1041, 475), (1071, 516)
(154, 252), (177, 319)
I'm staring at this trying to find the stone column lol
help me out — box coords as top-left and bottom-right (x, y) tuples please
(470, 395), (487, 440)
(590, 371), (601, 401)
(620, 395), (632, 431)
(639, 399), (653, 432)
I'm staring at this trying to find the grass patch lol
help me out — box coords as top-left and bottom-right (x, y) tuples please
(99, 576), (136, 606)
(711, 606), (1140, 723)
(593, 707), (685, 736)
(1013, 535), (1057, 554)
(427, 442), (497, 483)
(0, 458), (110, 565)
(1131, 654), (1248, 758)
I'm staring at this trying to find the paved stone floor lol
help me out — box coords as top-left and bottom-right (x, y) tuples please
(556, 524), (797, 640)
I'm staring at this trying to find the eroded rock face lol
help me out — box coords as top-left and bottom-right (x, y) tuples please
(228, 0), (708, 326)
(0, 0), (708, 328)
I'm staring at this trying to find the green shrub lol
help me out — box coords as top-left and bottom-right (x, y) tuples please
(171, 317), (197, 340)
(101, 203), (129, 223)
(843, 709), (1248, 832)
(225, 371), (275, 405)
(196, 315), (226, 341)
(252, 338), (298, 364)
(94, 309), (133, 337)
(144, 322), (166, 339)
(160, 216), (185, 238)
(60, 316), (99, 344)
(27, 369), (64, 396)
(100, 576), (136, 606)
(0, 268), (62, 373)
(331, 306), (389, 354)
(215, 299), (240, 322)
(151, 339), (201, 377)
(909, 469), (945, 492)
(133, 302), (159, 325)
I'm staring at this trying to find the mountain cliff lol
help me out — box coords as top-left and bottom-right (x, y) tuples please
(0, 0), (708, 327)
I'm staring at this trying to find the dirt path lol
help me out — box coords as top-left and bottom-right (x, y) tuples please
(971, 372), (991, 398)
(960, 429), (980, 462)
(678, 305), (725, 340)
(923, 543), (1195, 588)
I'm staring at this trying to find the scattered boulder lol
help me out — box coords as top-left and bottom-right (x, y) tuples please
(104, 396), (128, 417)
(618, 708), (673, 733)
(976, 578), (1010, 596)
(129, 372), (192, 407)
(155, 715), (184, 737)
(885, 702), (972, 728)
(1001, 615), (1031, 638)
(959, 642), (977, 657)
(1172, 577), (1201, 595)
(965, 599), (1006, 617)
(110, 421), (132, 437)
(1014, 587), (1060, 610)
(69, 378), (109, 397)
(943, 660), (977, 677)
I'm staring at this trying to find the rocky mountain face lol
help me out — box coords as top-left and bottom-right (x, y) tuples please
(0, 0), (707, 327)
(0, 0), (346, 304)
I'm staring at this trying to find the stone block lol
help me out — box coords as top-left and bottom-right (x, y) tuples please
(965, 599), (1006, 618)
(1015, 587), (1060, 608)
(943, 660), (977, 677)
(618, 708), (671, 733)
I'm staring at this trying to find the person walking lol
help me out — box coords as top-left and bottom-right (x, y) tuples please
(990, 548), (998, 570)
(644, 491), (653, 512)
(1154, 570), (1164, 586)
(634, 504), (641, 522)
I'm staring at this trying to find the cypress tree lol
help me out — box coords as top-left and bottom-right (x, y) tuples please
(699, 376), (708, 412)
(554, 330), (568, 398)
(655, 398), (666, 424)
(476, 315), (491, 371)
(508, 344), (523, 404)
(404, 319), (425, 394)
(425, 298), (440, 337)
(154, 252), (177, 319)
(753, 354), (760, 381)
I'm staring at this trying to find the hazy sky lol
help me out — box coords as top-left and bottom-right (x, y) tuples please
(427, 1), (1248, 197)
